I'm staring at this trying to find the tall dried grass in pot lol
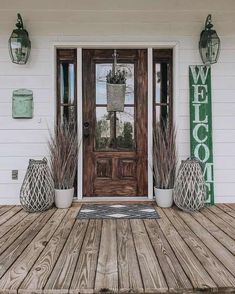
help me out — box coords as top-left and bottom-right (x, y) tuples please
(153, 122), (177, 189)
(48, 122), (78, 190)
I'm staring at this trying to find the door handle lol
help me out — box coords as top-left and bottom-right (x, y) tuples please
(83, 122), (90, 137)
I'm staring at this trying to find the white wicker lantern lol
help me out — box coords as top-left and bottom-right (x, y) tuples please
(174, 158), (206, 212)
(20, 158), (54, 212)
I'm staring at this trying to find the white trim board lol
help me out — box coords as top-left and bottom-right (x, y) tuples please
(77, 48), (83, 200)
(147, 48), (153, 199)
(52, 41), (179, 48)
(73, 197), (154, 203)
(52, 41), (179, 200)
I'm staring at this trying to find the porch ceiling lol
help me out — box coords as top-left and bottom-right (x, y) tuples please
(0, 0), (235, 37)
(0, 0), (235, 11)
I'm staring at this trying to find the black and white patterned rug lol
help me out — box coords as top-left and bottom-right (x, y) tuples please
(76, 204), (160, 219)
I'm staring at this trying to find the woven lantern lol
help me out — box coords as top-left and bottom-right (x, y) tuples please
(20, 158), (54, 212)
(173, 158), (206, 212)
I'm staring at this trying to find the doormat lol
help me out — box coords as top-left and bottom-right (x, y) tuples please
(76, 204), (160, 219)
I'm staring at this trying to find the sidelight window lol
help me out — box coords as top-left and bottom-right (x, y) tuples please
(57, 49), (77, 125)
(153, 49), (173, 126)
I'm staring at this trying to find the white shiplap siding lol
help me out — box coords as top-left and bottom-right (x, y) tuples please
(0, 0), (235, 204)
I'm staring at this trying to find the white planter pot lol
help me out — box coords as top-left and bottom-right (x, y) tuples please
(154, 187), (173, 208)
(55, 187), (74, 209)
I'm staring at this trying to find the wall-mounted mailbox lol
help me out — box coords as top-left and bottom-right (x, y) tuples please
(12, 89), (33, 118)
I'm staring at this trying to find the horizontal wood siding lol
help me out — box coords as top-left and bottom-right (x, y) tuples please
(0, 1), (235, 203)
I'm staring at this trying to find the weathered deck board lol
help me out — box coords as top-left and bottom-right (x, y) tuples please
(0, 209), (28, 239)
(200, 207), (235, 240)
(208, 205), (235, 229)
(192, 210), (235, 254)
(0, 209), (65, 293)
(0, 204), (234, 293)
(130, 219), (167, 292)
(177, 209), (235, 278)
(217, 203), (235, 218)
(156, 207), (217, 291)
(0, 206), (22, 226)
(19, 208), (78, 294)
(226, 203), (235, 211)
(117, 219), (144, 293)
(0, 206), (13, 217)
(165, 208), (235, 289)
(0, 211), (41, 256)
(0, 209), (54, 280)
(69, 219), (101, 294)
(95, 219), (118, 293)
(45, 218), (89, 293)
(144, 219), (192, 292)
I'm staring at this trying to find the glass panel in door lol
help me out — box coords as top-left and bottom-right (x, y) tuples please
(95, 63), (135, 150)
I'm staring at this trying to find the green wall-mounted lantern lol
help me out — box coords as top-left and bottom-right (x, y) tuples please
(199, 14), (220, 65)
(12, 89), (33, 118)
(9, 13), (31, 64)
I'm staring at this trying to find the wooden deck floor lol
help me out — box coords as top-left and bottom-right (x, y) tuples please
(0, 204), (235, 293)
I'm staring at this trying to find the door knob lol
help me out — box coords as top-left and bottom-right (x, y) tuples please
(83, 122), (90, 137)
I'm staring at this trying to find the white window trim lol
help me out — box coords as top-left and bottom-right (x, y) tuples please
(52, 41), (179, 201)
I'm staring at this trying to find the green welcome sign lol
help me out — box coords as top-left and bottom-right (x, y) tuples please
(189, 65), (214, 205)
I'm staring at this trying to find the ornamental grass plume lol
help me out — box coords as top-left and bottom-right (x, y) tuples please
(48, 121), (78, 190)
(153, 122), (177, 189)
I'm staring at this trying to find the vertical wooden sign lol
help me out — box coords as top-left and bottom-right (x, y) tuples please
(189, 65), (214, 204)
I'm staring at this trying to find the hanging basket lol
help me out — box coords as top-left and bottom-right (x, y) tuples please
(20, 158), (54, 212)
(173, 158), (206, 212)
(106, 83), (126, 112)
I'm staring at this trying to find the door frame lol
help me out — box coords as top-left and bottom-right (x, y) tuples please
(52, 41), (179, 200)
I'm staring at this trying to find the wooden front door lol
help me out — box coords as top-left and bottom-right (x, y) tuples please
(83, 49), (147, 196)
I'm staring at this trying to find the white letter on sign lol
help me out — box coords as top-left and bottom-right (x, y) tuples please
(193, 124), (208, 143)
(192, 85), (208, 103)
(193, 104), (208, 123)
(190, 66), (210, 84)
(194, 144), (210, 163)
(203, 163), (214, 182)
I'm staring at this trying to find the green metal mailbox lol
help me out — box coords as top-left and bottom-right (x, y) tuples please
(12, 89), (33, 118)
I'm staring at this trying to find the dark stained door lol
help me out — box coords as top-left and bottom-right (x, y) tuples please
(83, 49), (147, 196)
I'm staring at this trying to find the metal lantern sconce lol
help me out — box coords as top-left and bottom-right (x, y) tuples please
(9, 13), (31, 64)
(199, 14), (220, 65)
